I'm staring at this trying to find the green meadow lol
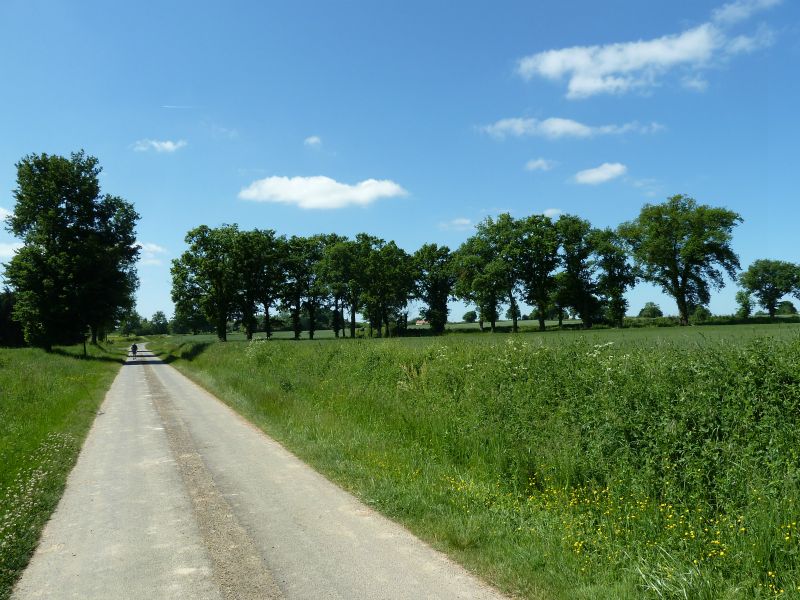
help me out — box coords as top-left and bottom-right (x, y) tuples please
(0, 344), (124, 599)
(151, 324), (800, 599)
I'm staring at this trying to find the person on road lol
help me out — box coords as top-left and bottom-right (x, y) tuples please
(130, 343), (138, 360)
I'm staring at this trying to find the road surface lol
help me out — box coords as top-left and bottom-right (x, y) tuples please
(13, 348), (508, 599)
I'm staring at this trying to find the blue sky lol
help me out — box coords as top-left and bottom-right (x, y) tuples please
(1, 0), (797, 320)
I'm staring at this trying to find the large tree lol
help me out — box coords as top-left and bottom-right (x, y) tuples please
(620, 195), (742, 325)
(362, 239), (414, 337)
(171, 225), (239, 341)
(413, 243), (455, 335)
(4, 151), (139, 349)
(739, 259), (800, 318)
(592, 227), (637, 327)
(477, 214), (523, 332)
(517, 214), (560, 331)
(453, 235), (503, 332)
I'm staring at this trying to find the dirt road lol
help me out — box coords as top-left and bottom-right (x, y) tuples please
(13, 348), (508, 599)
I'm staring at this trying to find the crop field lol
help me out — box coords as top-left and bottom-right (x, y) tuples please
(0, 343), (124, 599)
(150, 323), (800, 599)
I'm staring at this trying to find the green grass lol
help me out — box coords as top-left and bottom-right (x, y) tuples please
(151, 324), (800, 599)
(0, 342), (124, 599)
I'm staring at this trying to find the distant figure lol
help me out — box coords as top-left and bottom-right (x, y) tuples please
(130, 343), (138, 360)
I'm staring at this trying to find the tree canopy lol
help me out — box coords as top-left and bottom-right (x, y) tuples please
(739, 259), (800, 318)
(620, 195), (742, 325)
(4, 151), (139, 349)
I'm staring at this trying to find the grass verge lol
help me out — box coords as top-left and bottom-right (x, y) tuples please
(0, 342), (124, 599)
(150, 328), (800, 599)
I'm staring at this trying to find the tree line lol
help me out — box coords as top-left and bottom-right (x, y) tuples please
(171, 194), (788, 341)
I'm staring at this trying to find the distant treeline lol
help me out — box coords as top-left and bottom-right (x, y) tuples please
(169, 194), (797, 341)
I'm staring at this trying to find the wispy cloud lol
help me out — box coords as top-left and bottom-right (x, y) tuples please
(239, 175), (408, 210)
(0, 242), (22, 260)
(712, 0), (781, 25)
(516, 1), (781, 98)
(304, 135), (322, 148)
(542, 208), (563, 218)
(525, 158), (558, 172)
(0, 207), (11, 221)
(482, 117), (662, 140)
(439, 217), (473, 231)
(135, 241), (167, 266)
(133, 139), (187, 153)
(574, 163), (627, 185)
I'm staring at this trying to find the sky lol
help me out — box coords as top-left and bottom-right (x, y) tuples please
(0, 0), (797, 320)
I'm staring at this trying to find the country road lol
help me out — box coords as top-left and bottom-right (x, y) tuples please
(13, 348), (509, 599)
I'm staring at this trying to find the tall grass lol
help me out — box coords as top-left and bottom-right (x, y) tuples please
(152, 330), (800, 599)
(0, 343), (123, 599)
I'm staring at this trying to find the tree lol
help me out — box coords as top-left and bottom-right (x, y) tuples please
(150, 311), (169, 334)
(777, 300), (797, 315)
(555, 215), (601, 328)
(362, 240), (414, 337)
(517, 214), (560, 331)
(620, 195), (742, 325)
(0, 289), (25, 347)
(462, 310), (477, 323)
(477, 214), (523, 332)
(4, 151), (139, 350)
(735, 290), (752, 318)
(171, 225), (239, 341)
(593, 228), (637, 327)
(413, 243), (455, 335)
(739, 259), (799, 318)
(638, 302), (663, 318)
(453, 235), (503, 332)
(118, 310), (143, 335)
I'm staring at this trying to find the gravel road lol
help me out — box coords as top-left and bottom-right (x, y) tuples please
(13, 348), (508, 599)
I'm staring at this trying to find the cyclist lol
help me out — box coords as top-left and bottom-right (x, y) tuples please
(130, 343), (138, 360)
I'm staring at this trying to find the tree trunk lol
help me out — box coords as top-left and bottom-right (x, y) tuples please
(332, 298), (340, 338)
(478, 318), (484, 332)
(308, 304), (316, 340)
(490, 317), (496, 333)
(558, 308), (563, 328)
(216, 315), (227, 341)
(90, 325), (98, 345)
(292, 305), (301, 340)
(264, 304), (272, 339)
(509, 291), (518, 333)
(350, 306), (357, 338)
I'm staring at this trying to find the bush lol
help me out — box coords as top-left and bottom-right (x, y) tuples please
(462, 310), (477, 323)
(638, 302), (663, 318)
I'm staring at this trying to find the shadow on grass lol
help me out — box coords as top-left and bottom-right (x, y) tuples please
(156, 342), (213, 364)
(50, 346), (125, 364)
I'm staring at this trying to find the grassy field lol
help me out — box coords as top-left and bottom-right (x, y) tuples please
(0, 342), (125, 599)
(150, 323), (800, 599)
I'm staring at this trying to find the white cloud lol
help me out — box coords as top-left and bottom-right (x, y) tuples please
(239, 175), (408, 210)
(516, 1), (780, 99)
(133, 139), (187, 153)
(483, 117), (662, 140)
(574, 163), (627, 185)
(439, 217), (473, 231)
(0, 207), (11, 220)
(525, 158), (558, 172)
(135, 240), (167, 266)
(543, 208), (563, 218)
(0, 242), (22, 260)
(304, 136), (322, 148)
(712, 0), (781, 25)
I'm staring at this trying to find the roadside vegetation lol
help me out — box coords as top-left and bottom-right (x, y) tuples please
(0, 343), (124, 599)
(151, 325), (800, 599)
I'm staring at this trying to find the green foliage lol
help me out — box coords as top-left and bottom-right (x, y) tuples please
(413, 243), (455, 335)
(462, 310), (477, 323)
(740, 259), (800, 318)
(4, 151), (139, 348)
(0, 290), (24, 347)
(152, 328), (800, 598)
(621, 195), (742, 325)
(690, 305), (712, 323)
(638, 302), (664, 318)
(592, 228), (636, 327)
(777, 300), (797, 315)
(171, 224), (240, 341)
(0, 343), (123, 597)
(736, 290), (753, 318)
